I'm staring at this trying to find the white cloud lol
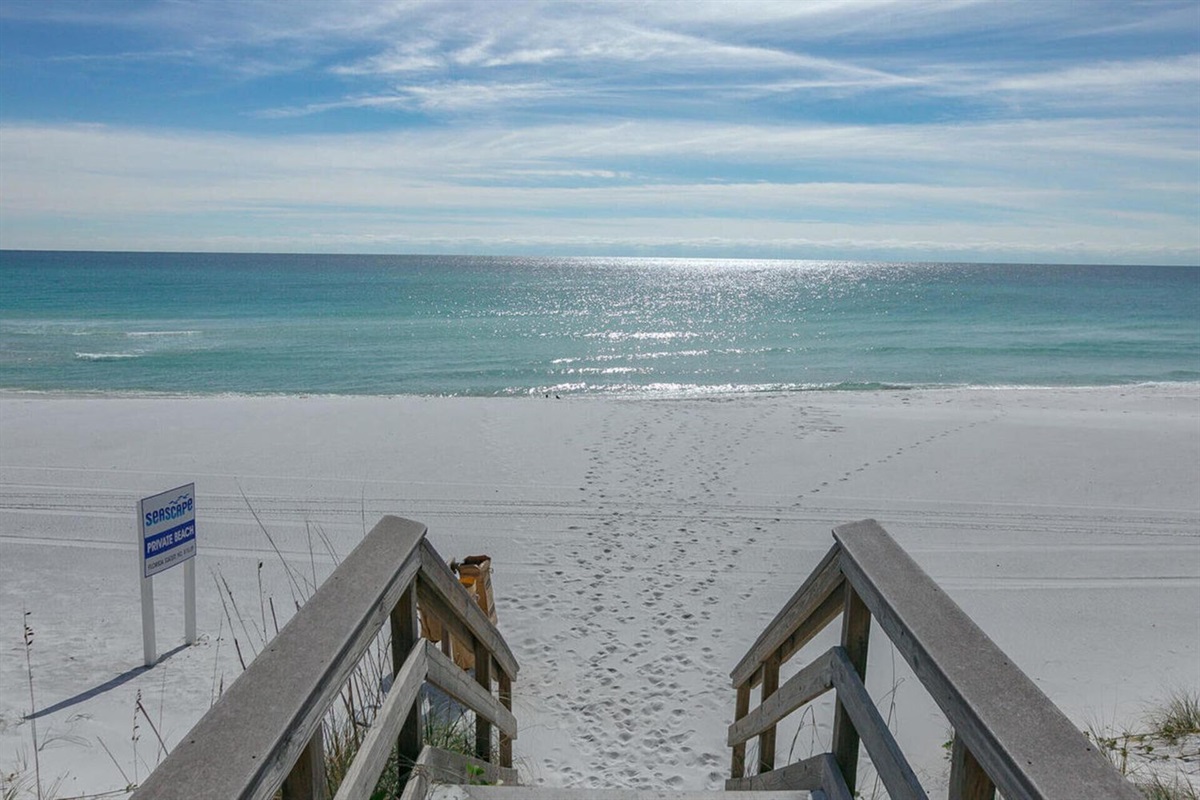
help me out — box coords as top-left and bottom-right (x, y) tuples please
(322, 8), (917, 96)
(3, 1), (1197, 262)
(1, 119), (1196, 263)
(329, 44), (443, 76)
(9, 0), (1197, 123)
(994, 55), (1199, 93)
(4, 118), (1194, 200)
(257, 81), (577, 118)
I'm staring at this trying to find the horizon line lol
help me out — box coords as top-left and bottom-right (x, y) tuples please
(1, 248), (1195, 270)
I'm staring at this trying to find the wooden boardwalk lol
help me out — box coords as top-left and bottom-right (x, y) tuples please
(131, 517), (1140, 800)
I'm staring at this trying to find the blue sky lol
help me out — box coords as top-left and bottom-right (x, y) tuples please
(0, 0), (1197, 263)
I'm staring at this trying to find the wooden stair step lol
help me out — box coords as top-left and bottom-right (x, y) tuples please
(428, 788), (815, 799)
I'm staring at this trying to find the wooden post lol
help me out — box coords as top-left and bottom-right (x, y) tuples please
(281, 727), (327, 800)
(949, 734), (996, 800)
(391, 584), (422, 786)
(474, 643), (493, 761)
(498, 671), (513, 769)
(758, 652), (781, 774)
(831, 583), (871, 794)
(731, 681), (751, 779)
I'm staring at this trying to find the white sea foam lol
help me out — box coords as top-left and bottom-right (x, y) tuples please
(556, 348), (762, 365)
(75, 352), (142, 361)
(598, 349), (711, 361)
(561, 366), (646, 375)
(583, 331), (703, 342)
(126, 330), (200, 337)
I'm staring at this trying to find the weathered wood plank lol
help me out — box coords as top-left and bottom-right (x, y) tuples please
(132, 515), (427, 800)
(397, 768), (427, 800)
(416, 577), (477, 659)
(440, 791), (808, 799)
(776, 588), (844, 674)
(833, 519), (1140, 800)
(425, 642), (518, 738)
(829, 584), (871, 795)
(414, 745), (519, 786)
(828, 646), (926, 800)
(731, 545), (844, 688)
(332, 643), (427, 800)
(758, 650), (782, 774)
(818, 752), (854, 800)
(731, 682), (751, 779)
(281, 728), (326, 800)
(419, 541), (519, 678)
(728, 647), (834, 747)
(392, 584), (423, 785)
(498, 671), (514, 769)
(724, 752), (826, 791)
(474, 642), (493, 760)
(949, 734), (996, 800)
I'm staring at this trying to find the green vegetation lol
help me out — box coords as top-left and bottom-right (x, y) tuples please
(228, 494), (489, 799)
(1139, 774), (1200, 800)
(1147, 689), (1200, 745)
(4, 496), (499, 800)
(1086, 688), (1200, 800)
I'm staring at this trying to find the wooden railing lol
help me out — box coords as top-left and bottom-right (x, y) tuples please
(727, 519), (1141, 800)
(132, 516), (519, 800)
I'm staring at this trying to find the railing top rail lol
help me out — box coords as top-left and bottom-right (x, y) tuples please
(418, 540), (519, 678)
(424, 641), (518, 737)
(729, 544), (844, 688)
(832, 519), (1140, 800)
(134, 514), (428, 800)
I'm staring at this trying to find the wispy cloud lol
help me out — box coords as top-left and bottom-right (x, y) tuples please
(994, 54), (1199, 93)
(258, 81), (577, 118)
(1, 1), (1197, 261)
(2, 118), (1195, 262)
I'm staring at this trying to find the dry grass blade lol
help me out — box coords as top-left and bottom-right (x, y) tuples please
(1138, 773), (1200, 800)
(22, 609), (43, 800)
(235, 480), (304, 606)
(1147, 689), (1200, 744)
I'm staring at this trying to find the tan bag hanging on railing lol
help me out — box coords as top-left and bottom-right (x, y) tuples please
(420, 554), (497, 670)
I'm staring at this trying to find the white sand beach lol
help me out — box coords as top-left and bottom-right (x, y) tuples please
(1, 385), (1198, 795)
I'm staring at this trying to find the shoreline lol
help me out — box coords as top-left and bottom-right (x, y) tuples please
(2, 379), (1198, 402)
(2, 385), (1197, 793)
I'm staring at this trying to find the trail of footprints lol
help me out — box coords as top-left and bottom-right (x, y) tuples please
(804, 407), (1005, 497)
(517, 401), (769, 788)
(513, 397), (1002, 787)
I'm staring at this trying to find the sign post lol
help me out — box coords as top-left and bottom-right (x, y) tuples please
(138, 483), (198, 666)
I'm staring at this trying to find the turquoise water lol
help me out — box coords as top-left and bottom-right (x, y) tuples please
(1, 251), (1197, 396)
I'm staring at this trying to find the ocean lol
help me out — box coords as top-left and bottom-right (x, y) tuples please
(1, 251), (1197, 397)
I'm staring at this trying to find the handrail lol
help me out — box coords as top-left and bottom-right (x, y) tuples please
(133, 515), (519, 800)
(728, 519), (1141, 800)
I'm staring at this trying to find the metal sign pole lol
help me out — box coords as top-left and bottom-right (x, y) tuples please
(141, 575), (157, 667)
(184, 558), (196, 645)
(140, 521), (157, 666)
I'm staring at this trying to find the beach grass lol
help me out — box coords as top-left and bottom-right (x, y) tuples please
(217, 497), (489, 797)
(1147, 689), (1200, 745)
(1085, 689), (1200, 799)
(1139, 774), (1200, 800)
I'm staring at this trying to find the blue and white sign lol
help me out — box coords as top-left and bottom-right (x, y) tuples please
(140, 483), (196, 578)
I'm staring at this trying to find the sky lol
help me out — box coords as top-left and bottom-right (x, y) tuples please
(0, 0), (1198, 264)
